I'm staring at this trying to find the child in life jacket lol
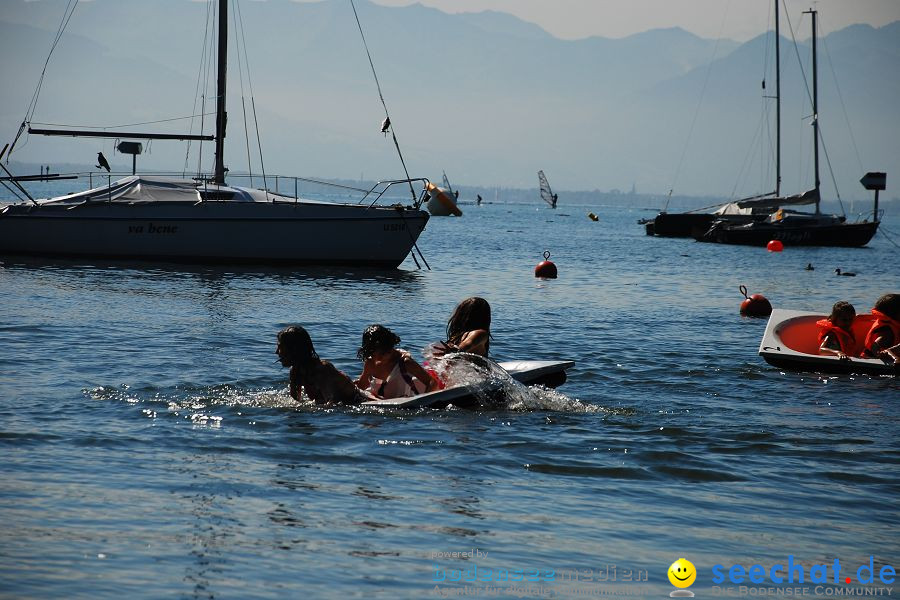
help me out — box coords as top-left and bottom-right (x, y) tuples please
(818, 301), (856, 361)
(355, 325), (438, 399)
(861, 293), (900, 364)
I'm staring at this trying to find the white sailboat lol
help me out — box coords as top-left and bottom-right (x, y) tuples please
(0, 0), (430, 268)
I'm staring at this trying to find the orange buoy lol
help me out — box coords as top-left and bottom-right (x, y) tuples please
(766, 239), (784, 252)
(535, 250), (558, 279)
(739, 284), (772, 317)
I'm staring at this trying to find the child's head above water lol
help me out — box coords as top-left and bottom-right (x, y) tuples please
(447, 297), (491, 338)
(829, 301), (856, 329)
(873, 293), (900, 320)
(357, 324), (401, 360)
(277, 325), (318, 367)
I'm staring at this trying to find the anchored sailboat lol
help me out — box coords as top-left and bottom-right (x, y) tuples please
(647, 2), (882, 247)
(0, 0), (431, 267)
(696, 6), (881, 247)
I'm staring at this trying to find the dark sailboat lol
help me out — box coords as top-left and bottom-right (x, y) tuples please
(645, 195), (790, 238)
(696, 7), (881, 248)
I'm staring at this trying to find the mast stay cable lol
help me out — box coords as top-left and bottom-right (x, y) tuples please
(233, 0), (270, 199)
(6, 0), (80, 160)
(349, 0), (417, 205)
(184, 1), (213, 175)
(232, 0), (255, 188)
(662, 0), (733, 211)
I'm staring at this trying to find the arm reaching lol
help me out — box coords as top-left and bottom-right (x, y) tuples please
(455, 329), (489, 356)
(819, 333), (849, 361)
(401, 355), (439, 393)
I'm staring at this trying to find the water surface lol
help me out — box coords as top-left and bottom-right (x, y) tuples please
(1, 192), (898, 598)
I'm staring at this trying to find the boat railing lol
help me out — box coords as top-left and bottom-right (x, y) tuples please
(359, 178), (431, 209)
(226, 174), (429, 208)
(2, 169), (430, 208)
(848, 208), (884, 223)
(222, 173), (360, 201)
(223, 173), (429, 208)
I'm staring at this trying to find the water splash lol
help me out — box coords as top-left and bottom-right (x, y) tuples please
(87, 365), (607, 415)
(425, 352), (606, 413)
(86, 383), (301, 421)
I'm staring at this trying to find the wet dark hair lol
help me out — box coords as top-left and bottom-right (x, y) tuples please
(277, 325), (318, 367)
(829, 301), (856, 322)
(357, 324), (401, 360)
(446, 296), (492, 354)
(873, 293), (900, 319)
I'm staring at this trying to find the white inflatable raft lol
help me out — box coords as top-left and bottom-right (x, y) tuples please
(363, 359), (574, 409)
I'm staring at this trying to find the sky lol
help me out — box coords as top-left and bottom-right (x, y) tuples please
(3, 0), (897, 194)
(354, 0), (900, 41)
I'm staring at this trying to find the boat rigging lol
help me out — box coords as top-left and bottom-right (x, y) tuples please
(0, 0), (433, 267)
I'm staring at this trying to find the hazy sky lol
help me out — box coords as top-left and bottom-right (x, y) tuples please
(356, 0), (900, 41)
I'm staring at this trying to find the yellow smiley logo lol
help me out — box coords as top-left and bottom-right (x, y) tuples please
(668, 558), (697, 588)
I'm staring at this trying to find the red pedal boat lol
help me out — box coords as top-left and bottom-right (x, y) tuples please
(759, 309), (896, 376)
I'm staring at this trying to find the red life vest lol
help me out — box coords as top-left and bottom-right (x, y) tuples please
(862, 309), (900, 357)
(816, 319), (855, 355)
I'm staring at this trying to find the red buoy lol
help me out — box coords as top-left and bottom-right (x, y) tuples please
(766, 239), (784, 252)
(739, 284), (772, 317)
(535, 250), (558, 279)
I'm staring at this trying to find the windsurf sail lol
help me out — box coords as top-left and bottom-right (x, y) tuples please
(538, 170), (557, 208)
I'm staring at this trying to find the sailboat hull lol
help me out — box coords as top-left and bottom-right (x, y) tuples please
(646, 203), (775, 237)
(696, 219), (878, 247)
(649, 213), (721, 237)
(0, 200), (429, 267)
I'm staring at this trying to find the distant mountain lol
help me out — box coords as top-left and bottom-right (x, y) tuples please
(455, 10), (553, 41)
(1, 0), (897, 200)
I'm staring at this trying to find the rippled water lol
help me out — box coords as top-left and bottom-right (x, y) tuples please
(1, 191), (898, 598)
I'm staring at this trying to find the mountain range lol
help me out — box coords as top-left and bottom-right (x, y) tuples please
(1, 0), (897, 201)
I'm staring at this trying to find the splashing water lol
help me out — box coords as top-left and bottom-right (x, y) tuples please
(424, 351), (605, 412)
(88, 357), (607, 414)
(86, 383), (302, 423)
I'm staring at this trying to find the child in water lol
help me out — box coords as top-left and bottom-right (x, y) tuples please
(862, 293), (900, 364)
(817, 301), (856, 361)
(276, 325), (371, 405)
(431, 297), (492, 357)
(355, 325), (437, 399)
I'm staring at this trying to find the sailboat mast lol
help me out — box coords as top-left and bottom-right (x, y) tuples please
(809, 8), (820, 214)
(775, 0), (781, 197)
(214, 0), (228, 185)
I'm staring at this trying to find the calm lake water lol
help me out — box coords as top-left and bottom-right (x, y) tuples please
(1, 184), (898, 599)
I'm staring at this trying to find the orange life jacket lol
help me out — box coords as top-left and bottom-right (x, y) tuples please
(862, 309), (900, 357)
(816, 319), (855, 355)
